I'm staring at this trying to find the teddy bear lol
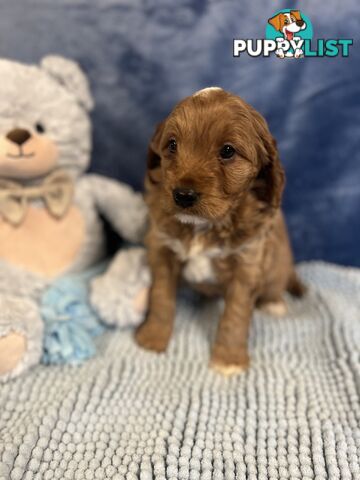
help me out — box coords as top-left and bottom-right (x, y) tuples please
(0, 55), (150, 382)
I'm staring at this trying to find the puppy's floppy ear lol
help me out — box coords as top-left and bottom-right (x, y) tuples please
(290, 10), (302, 21)
(268, 13), (284, 32)
(147, 120), (165, 185)
(250, 108), (285, 210)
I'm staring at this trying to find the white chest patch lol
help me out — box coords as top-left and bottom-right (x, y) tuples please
(157, 232), (220, 284)
(182, 239), (219, 284)
(157, 229), (259, 285)
(182, 253), (216, 284)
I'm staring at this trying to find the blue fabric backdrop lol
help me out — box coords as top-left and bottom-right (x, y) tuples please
(0, 0), (359, 265)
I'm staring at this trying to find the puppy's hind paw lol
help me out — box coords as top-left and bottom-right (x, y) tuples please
(259, 299), (288, 317)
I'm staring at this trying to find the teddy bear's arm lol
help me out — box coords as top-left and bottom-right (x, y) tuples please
(80, 174), (148, 243)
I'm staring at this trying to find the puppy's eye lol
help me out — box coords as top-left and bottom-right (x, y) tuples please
(219, 144), (235, 160)
(284, 18), (289, 25)
(35, 122), (45, 134)
(168, 139), (177, 153)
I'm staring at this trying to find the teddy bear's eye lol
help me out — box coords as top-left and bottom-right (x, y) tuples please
(35, 122), (45, 134)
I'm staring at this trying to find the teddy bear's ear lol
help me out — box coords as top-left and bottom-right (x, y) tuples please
(41, 55), (94, 111)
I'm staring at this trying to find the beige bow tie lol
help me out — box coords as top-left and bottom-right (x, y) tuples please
(0, 170), (74, 226)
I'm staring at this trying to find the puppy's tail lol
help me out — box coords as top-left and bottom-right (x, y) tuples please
(287, 270), (307, 298)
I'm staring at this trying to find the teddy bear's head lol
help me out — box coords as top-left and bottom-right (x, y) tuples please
(0, 56), (93, 180)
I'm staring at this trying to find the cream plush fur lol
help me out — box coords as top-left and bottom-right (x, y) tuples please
(0, 56), (150, 381)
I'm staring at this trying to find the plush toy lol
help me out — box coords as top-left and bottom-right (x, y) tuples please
(90, 246), (151, 329)
(0, 56), (149, 381)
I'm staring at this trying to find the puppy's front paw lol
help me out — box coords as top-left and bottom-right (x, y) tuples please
(210, 345), (250, 376)
(135, 319), (171, 353)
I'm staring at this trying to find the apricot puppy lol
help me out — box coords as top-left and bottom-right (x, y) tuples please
(135, 87), (305, 374)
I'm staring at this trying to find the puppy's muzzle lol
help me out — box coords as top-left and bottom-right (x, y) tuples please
(173, 188), (199, 208)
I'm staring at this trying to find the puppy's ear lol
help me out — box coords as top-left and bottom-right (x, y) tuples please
(147, 121), (165, 185)
(290, 10), (302, 21)
(268, 13), (284, 32)
(250, 109), (285, 210)
(255, 136), (285, 209)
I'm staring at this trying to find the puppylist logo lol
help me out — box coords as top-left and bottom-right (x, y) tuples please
(233, 9), (353, 59)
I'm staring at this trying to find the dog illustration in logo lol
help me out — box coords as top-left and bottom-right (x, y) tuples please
(268, 10), (307, 58)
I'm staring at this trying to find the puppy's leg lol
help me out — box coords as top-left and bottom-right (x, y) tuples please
(210, 279), (254, 375)
(135, 248), (180, 353)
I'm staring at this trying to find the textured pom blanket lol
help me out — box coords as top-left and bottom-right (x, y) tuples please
(0, 262), (359, 480)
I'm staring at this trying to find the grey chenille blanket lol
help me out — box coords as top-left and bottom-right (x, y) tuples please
(0, 262), (359, 480)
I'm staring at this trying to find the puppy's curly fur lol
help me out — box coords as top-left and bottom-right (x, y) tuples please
(135, 88), (305, 374)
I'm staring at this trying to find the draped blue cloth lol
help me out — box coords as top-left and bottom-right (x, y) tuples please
(41, 265), (106, 365)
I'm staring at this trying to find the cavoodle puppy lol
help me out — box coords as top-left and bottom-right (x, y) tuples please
(135, 87), (305, 374)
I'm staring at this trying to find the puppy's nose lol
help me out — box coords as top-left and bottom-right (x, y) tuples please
(6, 128), (32, 146)
(296, 19), (304, 27)
(173, 188), (199, 208)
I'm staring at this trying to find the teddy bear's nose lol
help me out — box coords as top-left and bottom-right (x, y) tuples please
(6, 128), (32, 146)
